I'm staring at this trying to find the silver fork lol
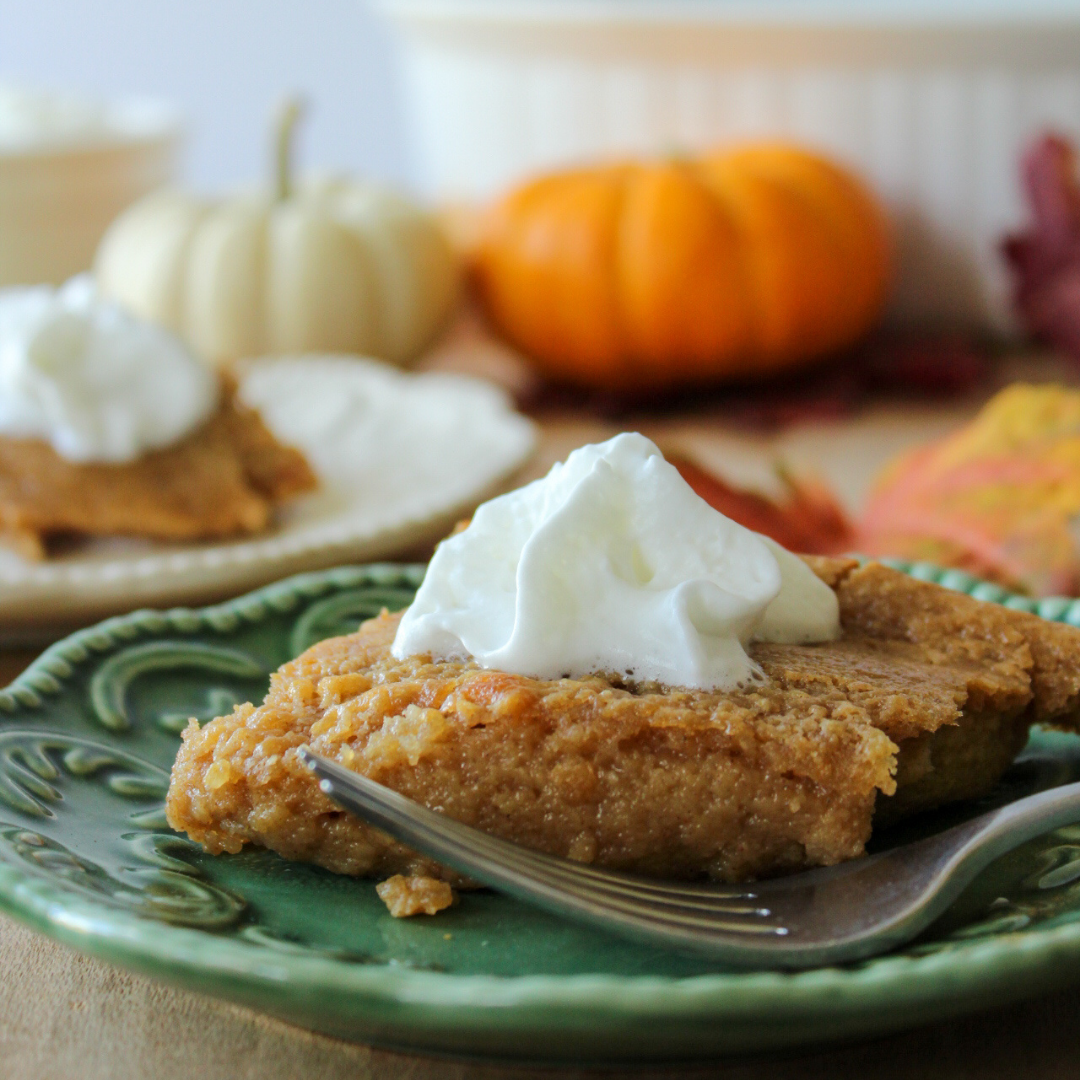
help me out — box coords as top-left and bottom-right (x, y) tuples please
(299, 747), (1080, 969)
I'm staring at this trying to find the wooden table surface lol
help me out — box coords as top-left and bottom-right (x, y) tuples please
(5, 345), (1080, 1078)
(2, 906), (1080, 1080)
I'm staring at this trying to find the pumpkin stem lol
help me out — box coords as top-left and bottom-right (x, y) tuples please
(274, 96), (306, 201)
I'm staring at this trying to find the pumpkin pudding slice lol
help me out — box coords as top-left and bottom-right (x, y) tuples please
(0, 278), (316, 559)
(166, 559), (1080, 885)
(0, 384), (316, 559)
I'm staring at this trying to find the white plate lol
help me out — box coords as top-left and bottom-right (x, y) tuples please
(0, 355), (535, 641)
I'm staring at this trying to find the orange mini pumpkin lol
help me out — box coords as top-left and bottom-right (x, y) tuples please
(474, 144), (891, 390)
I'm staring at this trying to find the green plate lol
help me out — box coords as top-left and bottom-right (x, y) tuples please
(5, 561), (1080, 1065)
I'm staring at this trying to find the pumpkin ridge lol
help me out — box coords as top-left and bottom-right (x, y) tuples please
(720, 146), (890, 348)
(735, 162), (861, 357)
(692, 161), (779, 371)
(479, 167), (628, 381)
(185, 197), (273, 363)
(614, 161), (759, 386)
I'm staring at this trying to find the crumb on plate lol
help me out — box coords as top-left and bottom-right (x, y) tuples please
(376, 874), (456, 918)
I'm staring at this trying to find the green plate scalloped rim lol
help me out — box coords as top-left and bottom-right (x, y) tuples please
(5, 560), (1080, 1064)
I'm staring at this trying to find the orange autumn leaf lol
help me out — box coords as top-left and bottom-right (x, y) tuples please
(857, 383), (1080, 596)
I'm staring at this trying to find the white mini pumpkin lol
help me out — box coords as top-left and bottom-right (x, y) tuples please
(94, 103), (458, 366)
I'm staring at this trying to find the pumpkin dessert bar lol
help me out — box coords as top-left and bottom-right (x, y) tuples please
(166, 559), (1080, 884)
(0, 386), (316, 559)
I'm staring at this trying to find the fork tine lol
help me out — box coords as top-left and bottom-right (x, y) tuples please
(300, 749), (787, 938)
(493, 846), (762, 903)
(458, 851), (787, 934)
(403, 814), (775, 919)
(440, 829), (773, 916)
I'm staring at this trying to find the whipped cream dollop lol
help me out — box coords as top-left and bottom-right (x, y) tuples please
(392, 433), (840, 691)
(0, 277), (219, 463)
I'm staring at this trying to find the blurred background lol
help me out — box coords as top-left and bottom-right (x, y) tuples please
(8, 0), (1080, 328)
(7, 0), (1080, 611)
(0, 0), (411, 188)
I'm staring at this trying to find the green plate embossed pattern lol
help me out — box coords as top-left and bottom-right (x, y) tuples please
(5, 560), (1080, 1064)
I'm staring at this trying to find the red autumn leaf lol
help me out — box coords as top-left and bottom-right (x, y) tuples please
(669, 453), (856, 556)
(1003, 133), (1080, 360)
